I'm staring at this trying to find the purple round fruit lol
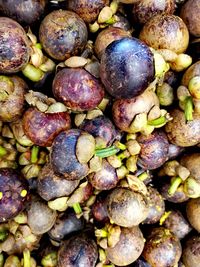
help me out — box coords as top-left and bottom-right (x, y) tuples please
(0, 168), (29, 222)
(100, 37), (155, 99)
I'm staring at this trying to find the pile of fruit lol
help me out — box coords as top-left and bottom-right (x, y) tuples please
(0, 0), (200, 266)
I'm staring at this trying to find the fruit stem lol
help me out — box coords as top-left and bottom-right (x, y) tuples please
(95, 146), (120, 158)
(168, 177), (182, 195)
(41, 252), (57, 267)
(22, 63), (44, 82)
(95, 229), (108, 238)
(23, 249), (31, 267)
(184, 96), (194, 121)
(0, 146), (7, 157)
(31, 146), (39, 164)
(0, 254), (4, 267)
(138, 172), (149, 182)
(114, 141), (126, 150)
(73, 203), (82, 214)
(148, 116), (167, 126)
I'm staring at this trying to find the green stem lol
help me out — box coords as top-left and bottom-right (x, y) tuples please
(0, 254), (4, 267)
(95, 229), (108, 238)
(22, 63), (44, 82)
(138, 172), (149, 182)
(105, 15), (117, 25)
(168, 177), (182, 195)
(73, 203), (82, 214)
(23, 249), (31, 267)
(148, 116), (167, 126)
(0, 146), (7, 157)
(114, 141), (126, 150)
(31, 146), (39, 164)
(95, 146), (120, 158)
(184, 96), (194, 121)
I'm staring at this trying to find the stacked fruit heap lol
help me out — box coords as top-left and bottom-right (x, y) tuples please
(0, 0), (200, 266)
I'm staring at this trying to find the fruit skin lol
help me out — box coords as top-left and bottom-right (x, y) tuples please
(23, 107), (71, 147)
(139, 14), (189, 54)
(58, 233), (98, 267)
(0, 168), (29, 222)
(39, 10), (88, 61)
(0, 0), (47, 25)
(182, 235), (200, 267)
(106, 226), (145, 266)
(52, 68), (104, 112)
(66, 0), (109, 24)
(132, 0), (175, 25)
(0, 17), (30, 74)
(180, 0), (200, 37)
(50, 129), (89, 181)
(37, 163), (79, 201)
(106, 187), (149, 227)
(142, 227), (182, 267)
(137, 130), (169, 170)
(100, 37), (155, 99)
(0, 75), (27, 122)
(165, 109), (200, 147)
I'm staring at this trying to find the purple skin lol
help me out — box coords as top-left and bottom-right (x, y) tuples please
(0, 17), (30, 73)
(37, 163), (79, 201)
(79, 115), (120, 146)
(88, 159), (118, 190)
(0, 168), (29, 222)
(144, 186), (165, 224)
(100, 37), (155, 99)
(91, 194), (109, 223)
(58, 233), (98, 267)
(23, 107), (71, 147)
(52, 68), (105, 112)
(137, 131), (169, 170)
(160, 182), (189, 203)
(48, 211), (84, 241)
(50, 129), (89, 181)
(0, 0), (47, 25)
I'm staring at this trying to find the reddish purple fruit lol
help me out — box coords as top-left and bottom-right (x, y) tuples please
(23, 107), (71, 147)
(53, 68), (105, 112)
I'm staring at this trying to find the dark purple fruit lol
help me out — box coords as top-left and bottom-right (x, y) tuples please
(52, 68), (104, 112)
(48, 211), (84, 241)
(182, 235), (200, 267)
(50, 129), (89, 181)
(88, 159), (118, 190)
(163, 210), (192, 239)
(137, 130), (169, 170)
(142, 227), (182, 267)
(0, 168), (29, 222)
(106, 187), (149, 227)
(22, 107), (71, 147)
(0, 0), (47, 25)
(144, 186), (165, 224)
(58, 233), (98, 267)
(0, 75), (27, 122)
(66, 0), (109, 23)
(39, 10), (88, 61)
(37, 163), (79, 201)
(100, 37), (155, 99)
(91, 194), (109, 223)
(106, 226), (145, 266)
(0, 17), (30, 73)
(79, 115), (120, 146)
